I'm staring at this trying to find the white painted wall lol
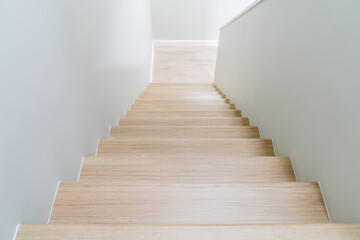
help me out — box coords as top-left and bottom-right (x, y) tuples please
(215, 0), (360, 222)
(150, 0), (256, 40)
(0, 0), (153, 239)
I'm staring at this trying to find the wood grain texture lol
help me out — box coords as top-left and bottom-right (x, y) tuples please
(50, 182), (329, 224)
(109, 126), (260, 139)
(145, 87), (217, 92)
(149, 82), (215, 87)
(125, 110), (242, 118)
(97, 138), (275, 157)
(16, 48), (343, 239)
(135, 98), (228, 104)
(131, 103), (236, 110)
(153, 46), (218, 83)
(141, 91), (221, 96)
(17, 224), (360, 240)
(139, 94), (225, 100)
(142, 89), (219, 94)
(118, 117), (250, 126)
(80, 156), (296, 183)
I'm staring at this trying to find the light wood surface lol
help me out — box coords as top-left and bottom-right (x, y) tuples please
(144, 83), (219, 92)
(142, 90), (219, 94)
(141, 91), (221, 96)
(97, 138), (275, 157)
(153, 46), (218, 83)
(131, 103), (236, 110)
(18, 51), (349, 239)
(118, 117), (251, 126)
(149, 83), (215, 87)
(17, 224), (360, 240)
(139, 94), (225, 100)
(146, 86), (217, 92)
(109, 126), (260, 139)
(50, 182), (329, 224)
(145, 87), (217, 92)
(135, 98), (228, 104)
(125, 110), (242, 118)
(80, 156), (296, 183)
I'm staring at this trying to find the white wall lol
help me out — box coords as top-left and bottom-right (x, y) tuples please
(215, 0), (360, 222)
(150, 0), (256, 40)
(0, 0), (153, 239)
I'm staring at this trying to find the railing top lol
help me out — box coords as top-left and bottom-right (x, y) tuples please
(220, 0), (264, 30)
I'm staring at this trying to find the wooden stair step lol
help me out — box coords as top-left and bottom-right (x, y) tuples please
(141, 91), (221, 97)
(118, 117), (250, 126)
(49, 182), (329, 224)
(135, 98), (229, 104)
(131, 103), (235, 110)
(125, 110), (242, 118)
(17, 224), (360, 240)
(97, 138), (275, 157)
(149, 83), (215, 87)
(138, 94), (225, 100)
(80, 156), (296, 183)
(109, 126), (260, 139)
(143, 89), (219, 93)
(144, 88), (217, 92)
(146, 87), (217, 92)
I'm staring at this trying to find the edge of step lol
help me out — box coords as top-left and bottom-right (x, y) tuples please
(20, 223), (360, 239)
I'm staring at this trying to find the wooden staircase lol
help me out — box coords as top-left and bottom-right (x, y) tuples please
(17, 83), (360, 239)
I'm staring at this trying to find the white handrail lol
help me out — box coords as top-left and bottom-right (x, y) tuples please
(220, 0), (264, 30)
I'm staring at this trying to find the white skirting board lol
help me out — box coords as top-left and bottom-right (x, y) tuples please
(47, 181), (61, 223)
(154, 40), (219, 47)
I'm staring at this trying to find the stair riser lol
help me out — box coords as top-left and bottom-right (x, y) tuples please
(80, 157), (296, 183)
(144, 89), (218, 92)
(135, 99), (229, 104)
(142, 90), (220, 94)
(149, 83), (215, 86)
(131, 104), (235, 110)
(97, 139), (275, 157)
(125, 110), (242, 118)
(118, 118), (250, 127)
(50, 183), (329, 225)
(139, 95), (225, 100)
(109, 126), (260, 139)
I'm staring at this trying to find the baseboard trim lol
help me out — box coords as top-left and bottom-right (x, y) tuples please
(318, 181), (332, 223)
(150, 41), (155, 83)
(77, 156), (85, 181)
(13, 224), (20, 240)
(47, 181), (61, 223)
(154, 40), (219, 47)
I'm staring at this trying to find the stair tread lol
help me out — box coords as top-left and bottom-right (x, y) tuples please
(127, 109), (239, 112)
(144, 89), (218, 92)
(139, 95), (225, 100)
(97, 138), (275, 157)
(109, 126), (260, 139)
(135, 99), (228, 104)
(131, 104), (235, 109)
(50, 182), (328, 224)
(80, 156), (295, 183)
(145, 88), (217, 92)
(17, 224), (360, 240)
(125, 109), (242, 117)
(140, 94), (223, 98)
(118, 117), (250, 126)
(141, 91), (220, 95)
(149, 83), (215, 86)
